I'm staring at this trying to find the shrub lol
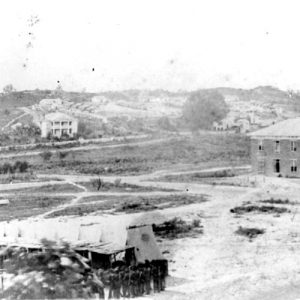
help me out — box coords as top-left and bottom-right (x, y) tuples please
(192, 218), (201, 228)
(13, 160), (29, 173)
(57, 151), (69, 160)
(90, 177), (103, 191)
(77, 121), (93, 138)
(235, 226), (265, 239)
(260, 198), (290, 205)
(230, 205), (289, 214)
(40, 150), (52, 161)
(157, 116), (176, 131)
(0, 162), (13, 174)
(114, 178), (122, 187)
(153, 217), (203, 239)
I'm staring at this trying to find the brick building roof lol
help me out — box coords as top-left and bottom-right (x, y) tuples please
(249, 118), (300, 138)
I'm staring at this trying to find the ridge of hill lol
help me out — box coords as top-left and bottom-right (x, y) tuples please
(1, 86), (299, 109)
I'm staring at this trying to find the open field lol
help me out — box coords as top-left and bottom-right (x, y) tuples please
(46, 194), (207, 218)
(0, 133), (250, 176)
(76, 180), (176, 193)
(0, 195), (72, 221)
(0, 183), (83, 194)
(153, 167), (251, 183)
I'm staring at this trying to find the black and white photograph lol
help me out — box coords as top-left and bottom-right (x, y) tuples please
(0, 0), (300, 299)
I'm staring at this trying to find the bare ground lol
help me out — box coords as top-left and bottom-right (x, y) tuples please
(1, 168), (300, 299)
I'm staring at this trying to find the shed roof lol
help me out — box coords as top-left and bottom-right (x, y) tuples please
(74, 242), (134, 255)
(249, 118), (300, 139)
(0, 241), (133, 256)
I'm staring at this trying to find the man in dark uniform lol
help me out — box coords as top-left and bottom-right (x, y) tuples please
(113, 268), (122, 299)
(159, 261), (166, 291)
(133, 266), (140, 297)
(100, 268), (111, 299)
(152, 263), (159, 293)
(108, 269), (114, 299)
(129, 266), (136, 297)
(139, 264), (146, 295)
(144, 260), (152, 295)
(121, 267), (130, 298)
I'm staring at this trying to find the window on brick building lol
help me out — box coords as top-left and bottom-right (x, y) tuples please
(275, 140), (280, 153)
(258, 140), (264, 151)
(291, 159), (297, 172)
(291, 141), (297, 152)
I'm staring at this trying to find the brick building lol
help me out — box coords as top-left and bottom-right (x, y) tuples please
(249, 118), (300, 177)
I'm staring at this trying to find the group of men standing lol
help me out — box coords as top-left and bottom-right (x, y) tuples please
(93, 260), (167, 299)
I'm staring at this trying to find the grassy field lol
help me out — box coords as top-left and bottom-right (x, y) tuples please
(0, 195), (72, 221)
(1, 133), (250, 175)
(0, 183), (82, 194)
(154, 167), (251, 183)
(46, 194), (207, 218)
(76, 180), (176, 192)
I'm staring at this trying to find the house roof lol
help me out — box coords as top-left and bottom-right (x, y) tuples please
(249, 118), (300, 138)
(44, 112), (76, 122)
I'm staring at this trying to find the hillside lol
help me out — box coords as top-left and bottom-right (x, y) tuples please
(0, 86), (300, 139)
(1, 86), (299, 111)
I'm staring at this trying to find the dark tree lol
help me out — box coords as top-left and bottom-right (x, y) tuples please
(2, 84), (16, 94)
(182, 90), (229, 130)
(1, 240), (103, 299)
(91, 177), (102, 191)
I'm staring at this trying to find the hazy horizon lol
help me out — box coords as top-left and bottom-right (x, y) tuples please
(1, 0), (300, 93)
(2, 84), (293, 94)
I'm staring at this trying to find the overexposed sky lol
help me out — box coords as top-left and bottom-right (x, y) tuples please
(1, 0), (300, 92)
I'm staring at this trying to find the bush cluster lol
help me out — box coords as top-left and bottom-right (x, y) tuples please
(0, 160), (29, 174)
(153, 217), (203, 239)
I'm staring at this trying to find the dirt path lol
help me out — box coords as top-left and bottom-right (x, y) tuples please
(1, 112), (28, 131)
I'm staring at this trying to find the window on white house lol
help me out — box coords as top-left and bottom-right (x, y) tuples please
(291, 141), (297, 152)
(291, 159), (297, 172)
(69, 121), (72, 126)
(275, 141), (280, 152)
(69, 128), (72, 134)
(258, 140), (264, 151)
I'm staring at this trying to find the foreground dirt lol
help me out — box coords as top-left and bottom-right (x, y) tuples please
(2, 169), (300, 299)
(153, 177), (300, 299)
